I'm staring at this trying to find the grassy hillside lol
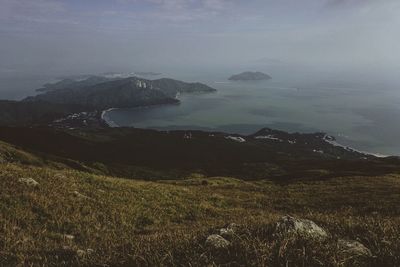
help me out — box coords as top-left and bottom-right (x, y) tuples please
(1, 161), (400, 266)
(0, 127), (399, 182)
(1, 127), (399, 266)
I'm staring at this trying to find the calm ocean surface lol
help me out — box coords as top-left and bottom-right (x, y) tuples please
(104, 71), (400, 156)
(1, 71), (400, 156)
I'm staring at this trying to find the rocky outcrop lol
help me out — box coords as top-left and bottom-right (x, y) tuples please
(18, 178), (39, 187)
(275, 215), (328, 239)
(338, 239), (372, 258)
(205, 234), (231, 250)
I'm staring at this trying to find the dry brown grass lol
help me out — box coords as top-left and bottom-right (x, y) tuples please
(1, 163), (400, 266)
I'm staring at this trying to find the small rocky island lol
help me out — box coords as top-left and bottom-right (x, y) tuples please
(229, 71), (272, 81)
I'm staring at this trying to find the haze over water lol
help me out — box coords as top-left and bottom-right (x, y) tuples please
(105, 70), (400, 156)
(2, 0), (400, 156)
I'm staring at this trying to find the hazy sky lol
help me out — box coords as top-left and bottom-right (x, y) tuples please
(1, 0), (400, 76)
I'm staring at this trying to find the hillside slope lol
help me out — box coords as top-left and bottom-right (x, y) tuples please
(1, 162), (400, 266)
(25, 78), (179, 110)
(0, 126), (398, 181)
(25, 76), (216, 110)
(0, 76), (217, 127)
(0, 128), (399, 266)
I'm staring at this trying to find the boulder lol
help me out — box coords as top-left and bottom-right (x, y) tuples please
(338, 239), (372, 258)
(205, 234), (230, 250)
(18, 178), (39, 187)
(275, 215), (328, 239)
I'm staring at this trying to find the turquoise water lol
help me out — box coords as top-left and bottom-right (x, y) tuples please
(105, 73), (400, 156)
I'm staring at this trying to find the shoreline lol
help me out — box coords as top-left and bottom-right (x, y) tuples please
(100, 101), (181, 128)
(101, 108), (119, 127)
(99, 108), (392, 159)
(323, 135), (389, 158)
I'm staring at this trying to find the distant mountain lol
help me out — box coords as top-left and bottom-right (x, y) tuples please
(36, 76), (118, 93)
(229, 71), (272, 81)
(26, 76), (216, 110)
(151, 78), (216, 97)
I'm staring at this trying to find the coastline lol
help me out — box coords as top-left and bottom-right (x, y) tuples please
(101, 108), (119, 127)
(323, 134), (389, 158)
(100, 101), (181, 128)
(98, 109), (392, 159)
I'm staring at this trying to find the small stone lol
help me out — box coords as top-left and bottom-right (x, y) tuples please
(18, 178), (39, 187)
(205, 234), (231, 250)
(338, 239), (372, 258)
(275, 215), (328, 239)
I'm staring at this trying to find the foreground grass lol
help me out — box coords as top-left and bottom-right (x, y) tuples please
(1, 163), (400, 266)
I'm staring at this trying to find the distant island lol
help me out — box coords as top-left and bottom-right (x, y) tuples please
(228, 71), (272, 81)
(0, 75), (216, 127)
(27, 76), (216, 110)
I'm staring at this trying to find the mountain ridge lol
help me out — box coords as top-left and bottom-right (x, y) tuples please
(25, 76), (216, 110)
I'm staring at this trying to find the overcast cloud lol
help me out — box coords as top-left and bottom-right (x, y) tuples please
(0, 0), (399, 76)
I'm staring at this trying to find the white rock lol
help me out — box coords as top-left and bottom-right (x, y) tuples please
(225, 136), (246, 143)
(205, 234), (231, 249)
(254, 135), (283, 142)
(18, 178), (39, 187)
(338, 239), (372, 258)
(275, 215), (328, 239)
